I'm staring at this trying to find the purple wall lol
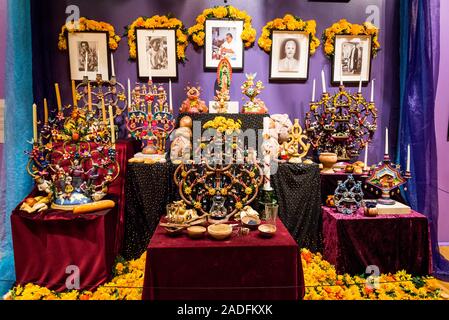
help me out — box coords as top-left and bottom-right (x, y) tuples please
(436, 0), (449, 243)
(33, 0), (399, 165)
(0, 0), (6, 98)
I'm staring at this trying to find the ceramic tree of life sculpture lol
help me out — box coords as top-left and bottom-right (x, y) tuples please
(241, 73), (268, 114)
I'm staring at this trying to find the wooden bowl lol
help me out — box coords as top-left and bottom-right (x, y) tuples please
(241, 216), (261, 230)
(207, 224), (233, 240)
(258, 224), (277, 238)
(187, 226), (207, 239)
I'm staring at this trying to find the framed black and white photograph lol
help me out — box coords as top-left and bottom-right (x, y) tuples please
(67, 32), (109, 81)
(205, 19), (244, 71)
(332, 35), (372, 85)
(269, 30), (310, 81)
(136, 28), (177, 78)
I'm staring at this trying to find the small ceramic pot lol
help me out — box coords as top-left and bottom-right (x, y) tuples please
(319, 153), (338, 174)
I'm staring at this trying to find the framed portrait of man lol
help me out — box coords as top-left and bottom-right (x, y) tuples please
(204, 19), (244, 71)
(136, 28), (177, 78)
(332, 35), (372, 85)
(67, 32), (109, 81)
(269, 30), (310, 81)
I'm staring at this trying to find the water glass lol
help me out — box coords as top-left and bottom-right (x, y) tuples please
(264, 203), (279, 226)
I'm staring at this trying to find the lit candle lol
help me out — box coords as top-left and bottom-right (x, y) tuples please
(108, 104), (116, 147)
(110, 52), (115, 78)
(169, 79), (173, 111)
(370, 79), (375, 102)
(364, 143), (368, 169)
(101, 97), (107, 124)
(87, 82), (92, 112)
(84, 52), (88, 78)
(127, 78), (131, 107)
(406, 144), (411, 172)
(54, 83), (62, 112)
(44, 98), (48, 124)
(312, 78), (316, 102)
(71, 80), (78, 107)
(32, 103), (38, 144)
(321, 70), (326, 93)
(385, 127), (389, 155)
(358, 73), (362, 93)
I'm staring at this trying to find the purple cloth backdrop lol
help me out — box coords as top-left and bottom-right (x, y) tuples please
(30, 0), (400, 164)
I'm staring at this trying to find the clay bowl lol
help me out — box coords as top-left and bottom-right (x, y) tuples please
(319, 152), (338, 174)
(258, 224), (277, 238)
(241, 216), (261, 230)
(207, 224), (233, 240)
(187, 226), (207, 239)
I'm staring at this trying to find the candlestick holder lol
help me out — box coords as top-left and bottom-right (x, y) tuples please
(26, 92), (120, 211)
(281, 119), (310, 163)
(365, 154), (411, 205)
(126, 80), (175, 160)
(305, 85), (377, 161)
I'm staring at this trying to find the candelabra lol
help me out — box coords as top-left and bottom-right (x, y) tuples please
(305, 85), (377, 161)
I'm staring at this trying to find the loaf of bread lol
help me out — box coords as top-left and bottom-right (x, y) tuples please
(73, 200), (115, 214)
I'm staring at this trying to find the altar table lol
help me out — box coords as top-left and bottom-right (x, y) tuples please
(123, 162), (322, 259)
(11, 204), (119, 292)
(142, 219), (305, 300)
(322, 206), (431, 275)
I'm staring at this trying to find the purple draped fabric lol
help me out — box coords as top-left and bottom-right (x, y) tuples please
(398, 0), (449, 280)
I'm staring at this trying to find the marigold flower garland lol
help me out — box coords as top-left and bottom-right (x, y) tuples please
(258, 14), (320, 55)
(188, 5), (257, 48)
(322, 19), (380, 59)
(58, 18), (121, 51)
(126, 15), (189, 62)
(5, 249), (446, 300)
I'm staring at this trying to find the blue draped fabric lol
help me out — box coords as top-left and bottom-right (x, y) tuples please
(0, 0), (33, 295)
(398, 0), (449, 280)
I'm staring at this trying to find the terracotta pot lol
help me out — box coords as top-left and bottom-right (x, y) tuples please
(319, 152), (338, 174)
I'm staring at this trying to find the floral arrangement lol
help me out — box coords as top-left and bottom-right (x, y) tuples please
(258, 14), (320, 54)
(58, 18), (121, 51)
(301, 249), (444, 300)
(322, 19), (380, 59)
(6, 249), (446, 300)
(203, 116), (242, 134)
(126, 15), (189, 61)
(188, 5), (256, 48)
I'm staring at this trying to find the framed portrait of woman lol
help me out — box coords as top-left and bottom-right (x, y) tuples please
(67, 31), (109, 81)
(269, 30), (310, 81)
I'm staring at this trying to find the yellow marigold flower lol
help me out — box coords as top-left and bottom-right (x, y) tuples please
(236, 202), (243, 210)
(213, 7), (227, 18)
(208, 188), (216, 196)
(220, 188), (228, 196)
(297, 20), (306, 29)
(287, 22), (297, 31)
(116, 262), (124, 273)
(184, 186), (192, 194)
(228, 6), (238, 17)
(194, 202), (202, 209)
(245, 187), (253, 195)
(325, 43), (334, 55)
(196, 15), (206, 24)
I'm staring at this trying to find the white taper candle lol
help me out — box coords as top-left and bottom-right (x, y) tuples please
(321, 70), (326, 93)
(370, 79), (375, 102)
(110, 53), (115, 78)
(169, 79), (173, 111)
(385, 127), (389, 155)
(127, 78), (131, 108)
(407, 144), (411, 172)
(84, 52), (88, 77)
(364, 143), (368, 169)
(358, 73), (362, 93)
(312, 78), (316, 102)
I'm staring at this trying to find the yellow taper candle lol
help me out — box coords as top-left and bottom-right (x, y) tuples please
(54, 83), (62, 112)
(108, 104), (116, 147)
(87, 82), (92, 112)
(101, 97), (107, 124)
(44, 98), (48, 124)
(32, 103), (38, 144)
(71, 80), (78, 107)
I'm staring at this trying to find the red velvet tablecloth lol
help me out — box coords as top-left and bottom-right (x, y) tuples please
(322, 206), (431, 275)
(11, 205), (118, 292)
(142, 219), (305, 300)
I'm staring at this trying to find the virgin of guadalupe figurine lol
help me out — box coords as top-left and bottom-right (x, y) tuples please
(217, 57), (232, 92)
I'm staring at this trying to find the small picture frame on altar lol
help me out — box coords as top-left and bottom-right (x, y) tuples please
(136, 28), (177, 78)
(269, 30), (310, 81)
(204, 19), (244, 71)
(67, 32), (109, 81)
(332, 35), (372, 85)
